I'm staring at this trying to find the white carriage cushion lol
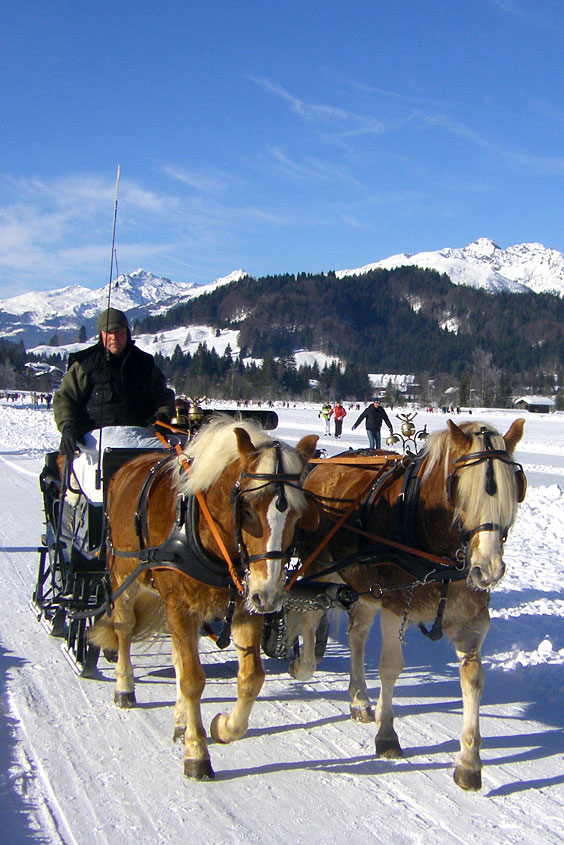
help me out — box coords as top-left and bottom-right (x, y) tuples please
(70, 426), (162, 504)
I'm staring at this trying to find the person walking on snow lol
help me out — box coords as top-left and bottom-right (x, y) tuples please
(351, 398), (393, 450)
(330, 401), (347, 438)
(318, 401), (332, 436)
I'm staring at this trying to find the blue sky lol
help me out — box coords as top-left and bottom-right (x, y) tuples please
(2, 0), (564, 297)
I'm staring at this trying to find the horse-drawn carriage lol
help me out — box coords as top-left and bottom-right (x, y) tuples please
(30, 408), (528, 788)
(31, 407), (280, 677)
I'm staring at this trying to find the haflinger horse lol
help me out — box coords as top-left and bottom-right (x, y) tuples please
(90, 417), (318, 779)
(288, 418), (526, 791)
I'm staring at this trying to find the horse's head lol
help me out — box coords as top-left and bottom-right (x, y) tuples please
(445, 418), (526, 589)
(233, 427), (319, 613)
(179, 417), (319, 614)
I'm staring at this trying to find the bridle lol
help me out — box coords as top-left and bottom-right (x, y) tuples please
(231, 440), (304, 570)
(447, 426), (526, 549)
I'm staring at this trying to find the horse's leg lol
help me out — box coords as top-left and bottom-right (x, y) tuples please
(348, 598), (378, 722)
(171, 639), (187, 743)
(289, 608), (325, 681)
(112, 588), (138, 708)
(210, 613), (264, 744)
(447, 606), (490, 791)
(168, 609), (213, 780)
(374, 607), (404, 757)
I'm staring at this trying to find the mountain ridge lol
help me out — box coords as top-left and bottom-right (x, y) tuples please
(337, 238), (564, 296)
(2, 238), (564, 348)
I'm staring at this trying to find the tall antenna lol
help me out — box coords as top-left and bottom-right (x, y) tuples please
(96, 164), (121, 490)
(105, 164), (121, 315)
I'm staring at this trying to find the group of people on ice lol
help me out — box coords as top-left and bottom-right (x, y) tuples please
(318, 398), (393, 448)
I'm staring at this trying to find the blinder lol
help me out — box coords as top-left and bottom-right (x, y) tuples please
(447, 426), (526, 506)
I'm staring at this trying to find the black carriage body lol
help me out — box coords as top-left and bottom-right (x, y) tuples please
(33, 445), (166, 675)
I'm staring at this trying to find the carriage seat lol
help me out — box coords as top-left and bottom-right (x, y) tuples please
(70, 426), (164, 505)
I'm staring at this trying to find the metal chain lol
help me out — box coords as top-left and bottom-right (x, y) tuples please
(398, 583), (415, 645)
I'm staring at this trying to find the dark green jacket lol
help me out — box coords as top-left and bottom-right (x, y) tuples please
(53, 340), (175, 437)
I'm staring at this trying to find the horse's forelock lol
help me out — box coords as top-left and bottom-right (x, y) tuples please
(174, 417), (271, 495)
(174, 417), (306, 510)
(423, 421), (518, 530)
(243, 439), (308, 513)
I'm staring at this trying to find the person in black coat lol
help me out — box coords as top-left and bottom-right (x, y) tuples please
(53, 308), (175, 456)
(351, 399), (393, 450)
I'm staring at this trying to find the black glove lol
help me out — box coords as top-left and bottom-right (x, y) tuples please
(60, 424), (78, 457)
(149, 411), (170, 426)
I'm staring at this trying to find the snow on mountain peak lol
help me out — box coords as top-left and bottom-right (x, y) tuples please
(0, 267), (250, 346)
(337, 239), (564, 296)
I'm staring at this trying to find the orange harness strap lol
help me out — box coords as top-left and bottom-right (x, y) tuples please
(286, 456), (407, 589)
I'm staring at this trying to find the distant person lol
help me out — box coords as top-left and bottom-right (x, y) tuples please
(53, 307), (175, 457)
(330, 400), (347, 439)
(318, 401), (332, 436)
(351, 398), (393, 450)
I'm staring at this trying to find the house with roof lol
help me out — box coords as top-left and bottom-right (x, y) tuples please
(513, 395), (556, 414)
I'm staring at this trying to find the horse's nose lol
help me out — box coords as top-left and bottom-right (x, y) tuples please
(249, 589), (281, 614)
(470, 560), (505, 589)
(250, 591), (267, 612)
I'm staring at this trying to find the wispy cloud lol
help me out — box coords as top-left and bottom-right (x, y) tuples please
(250, 76), (394, 140)
(266, 145), (365, 190)
(162, 164), (228, 195)
(0, 173), (182, 290)
(252, 75), (564, 179)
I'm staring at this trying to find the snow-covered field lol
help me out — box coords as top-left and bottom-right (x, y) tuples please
(0, 397), (563, 844)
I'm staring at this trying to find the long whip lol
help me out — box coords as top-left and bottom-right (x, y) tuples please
(95, 164), (121, 489)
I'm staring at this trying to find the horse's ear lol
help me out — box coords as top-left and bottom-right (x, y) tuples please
(298, 500), (320, 532)
(296, 434), (319, 462)
(234, 426), (257, 461)
(503, 418), (525, 453)
(447, 419), (472, 449)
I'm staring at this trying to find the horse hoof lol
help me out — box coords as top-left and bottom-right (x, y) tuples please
(375, 738), (403, 759)
(184, 758), (215, 780)
(173, 725), (186, 744)
(210, 713), (230, 744)
(289, 661), (314, 682)
(351, 705), (375, 723)
(103, 649), (118, 663)
(454, 766), (482, 791)
(114, 690), (136, 709)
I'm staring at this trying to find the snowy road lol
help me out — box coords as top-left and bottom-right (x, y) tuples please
(1, 402), (563, 844)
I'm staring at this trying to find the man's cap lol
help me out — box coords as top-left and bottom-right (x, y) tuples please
(97, 308), (129, 333)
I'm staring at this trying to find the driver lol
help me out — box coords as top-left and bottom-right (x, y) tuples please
(53, 307), (175, 457)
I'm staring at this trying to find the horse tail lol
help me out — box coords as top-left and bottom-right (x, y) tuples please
(130, 589), (167, 642)
(88, 588), (167, 650)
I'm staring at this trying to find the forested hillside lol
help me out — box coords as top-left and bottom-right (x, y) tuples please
(138, 266), (564, 377)
(3, 266), (563, 405)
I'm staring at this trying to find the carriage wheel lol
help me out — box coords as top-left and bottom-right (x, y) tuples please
(261, 610), (290, 658)
(61, 616), (101, 678)
(261, 610), (329, 662)
(30, 529), (69, 638)
(313, 612), (329, 661)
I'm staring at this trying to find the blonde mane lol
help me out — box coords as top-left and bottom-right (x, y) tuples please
(421, 421), (519, 532)
(175, 415), (307, 510)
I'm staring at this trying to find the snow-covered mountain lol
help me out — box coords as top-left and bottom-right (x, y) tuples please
(337, 238), (564, 296)
(3, 239), (564, 349)
(0, 268), (248, 347)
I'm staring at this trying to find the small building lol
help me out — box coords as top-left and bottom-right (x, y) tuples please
(513, 395), (555, 414)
